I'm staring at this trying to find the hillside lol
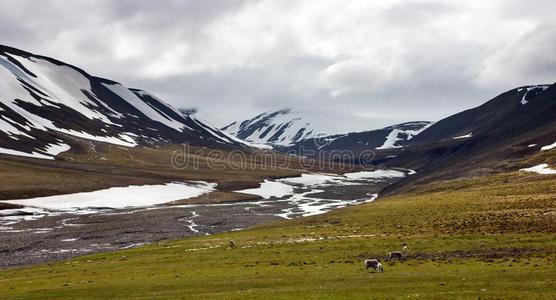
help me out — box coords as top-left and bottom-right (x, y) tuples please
(410, 84), (555, 145)
(364, 84), (556, 192)
(281, 121), (431, 155)
(0, 45), (250, 161)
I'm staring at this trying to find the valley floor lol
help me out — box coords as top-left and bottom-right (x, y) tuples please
(1, 172), (555, 299)
(0, 172), (393, 268)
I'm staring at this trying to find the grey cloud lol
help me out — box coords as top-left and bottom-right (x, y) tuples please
(0, 0), (555, 129)
(476, 21), (556, 89)
(381, 1), (456, 27)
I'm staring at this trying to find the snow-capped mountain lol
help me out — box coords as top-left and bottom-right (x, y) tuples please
(223, 108), (433, 152)
(283, 121), (432, 154)
(0, 45), (249, 160)
(222, 109), (358, 146)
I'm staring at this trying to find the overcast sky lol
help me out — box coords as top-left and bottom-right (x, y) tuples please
(1, 0), (555, 130)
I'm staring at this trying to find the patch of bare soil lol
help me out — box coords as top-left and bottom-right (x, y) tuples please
(354, 247), (550, 262)
(171, 191), (262, 205)
(0, 202), (23, 210)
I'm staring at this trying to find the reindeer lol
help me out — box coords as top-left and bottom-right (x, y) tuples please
(388, 244), (408, 261)
(364, 259), (384, 272)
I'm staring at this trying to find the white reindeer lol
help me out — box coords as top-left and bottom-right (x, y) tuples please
(364, 259), (384, 272)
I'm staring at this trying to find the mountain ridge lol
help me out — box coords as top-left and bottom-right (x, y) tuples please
(0, 45), (251, 160)
(222, 108), (347, 146)
(278, 121), (432, 155)
(410, 84), (555, 145)
(222, 108), (432, 150)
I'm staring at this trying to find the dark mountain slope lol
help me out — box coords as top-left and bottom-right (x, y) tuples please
(410, 84), (554, 145)
(0, 45), (249, 160)
(380, 83), (556, 194)
(278, 121), (431, 155)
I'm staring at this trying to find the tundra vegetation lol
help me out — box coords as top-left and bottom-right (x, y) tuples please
(1, 170), (555, 299)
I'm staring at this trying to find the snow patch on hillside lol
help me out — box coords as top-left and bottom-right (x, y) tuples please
(58, 129), (137, 147)
(376, 129), (403, 149)
(376, 122), (432, 150)
(453, 133), (473, 139)
(103, 83), (187, 131)
(541, 141), (556, 151)
(518, 85), (550, 105)
(0, 117), (33, 139)
(0, 147), (53, 160)
(194, 115), (272, 149)
(0, 142), (70, 160)
(520, 164), (556, 175)
(5, 54), (116, 123)
(43, 143), (71, 156)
